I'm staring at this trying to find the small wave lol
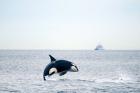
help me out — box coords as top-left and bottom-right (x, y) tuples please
(59, 78), (71, 81)
(74, 79), (95, 82)
(95, 78), (135, 83)
(57, 90), (77, 93)
(0, 87), (20, 93)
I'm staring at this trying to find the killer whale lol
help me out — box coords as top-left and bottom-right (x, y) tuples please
(43, 55), (78, 81)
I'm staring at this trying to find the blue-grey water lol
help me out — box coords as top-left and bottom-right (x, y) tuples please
(0, 50), (140, 93)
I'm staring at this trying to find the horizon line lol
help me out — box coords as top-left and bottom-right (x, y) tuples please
(0, 49), (140, 51)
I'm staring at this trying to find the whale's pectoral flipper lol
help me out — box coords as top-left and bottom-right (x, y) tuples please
(49, 55), (56, 62)
(59, 71), (67, 76)
(43, 76), (46, 81)
(43, 71), (55, 81)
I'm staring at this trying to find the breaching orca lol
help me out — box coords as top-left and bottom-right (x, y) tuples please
(43, 55), (78, 81)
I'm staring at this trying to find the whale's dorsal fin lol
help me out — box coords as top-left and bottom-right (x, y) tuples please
(49, 55), (56, 62)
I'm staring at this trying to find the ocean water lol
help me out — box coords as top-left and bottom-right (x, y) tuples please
(0, 50), (140, 93)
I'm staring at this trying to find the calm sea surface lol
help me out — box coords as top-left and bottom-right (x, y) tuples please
(0, 50), (140, 93)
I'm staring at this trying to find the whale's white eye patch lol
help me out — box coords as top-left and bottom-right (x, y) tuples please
(72, 63), (76, 66)
(49, 68), (57, 75)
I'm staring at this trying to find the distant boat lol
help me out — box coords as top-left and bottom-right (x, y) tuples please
(94, 44), (104, 50)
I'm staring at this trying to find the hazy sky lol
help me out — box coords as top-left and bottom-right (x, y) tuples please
(0, 0), (140, 50)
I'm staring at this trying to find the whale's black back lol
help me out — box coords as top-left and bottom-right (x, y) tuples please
(54, 60), (72, 72)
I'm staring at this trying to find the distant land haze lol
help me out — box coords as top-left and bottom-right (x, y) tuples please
(0, 0), (140, 50)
